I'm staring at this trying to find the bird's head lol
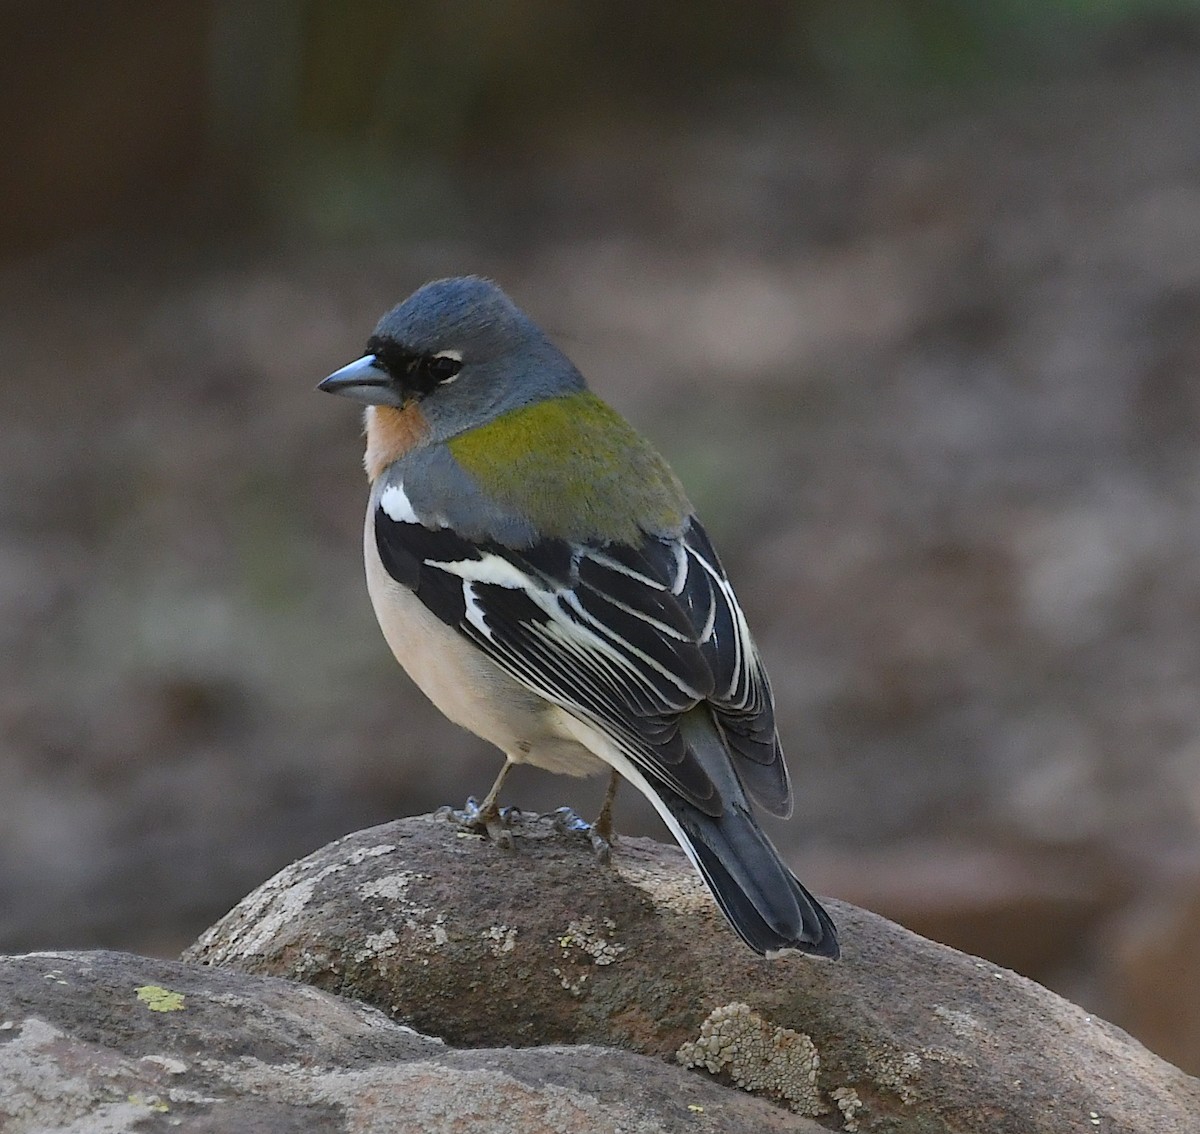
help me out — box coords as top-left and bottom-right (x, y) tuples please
(318, 276), (585, 443)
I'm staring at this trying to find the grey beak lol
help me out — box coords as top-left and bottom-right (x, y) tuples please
(317, 355), (404, 407)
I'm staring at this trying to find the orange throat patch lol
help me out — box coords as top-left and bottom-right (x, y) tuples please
(364, 403), (431, 480)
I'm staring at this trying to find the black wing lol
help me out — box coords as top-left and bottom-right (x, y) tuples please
(376, 504), (789, 816)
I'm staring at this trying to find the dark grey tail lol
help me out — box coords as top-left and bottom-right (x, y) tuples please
(664, 711), (839, 958)
(664, 795), (839, 957)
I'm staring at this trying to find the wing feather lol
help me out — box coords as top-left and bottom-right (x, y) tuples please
(375, 497), (789, 815)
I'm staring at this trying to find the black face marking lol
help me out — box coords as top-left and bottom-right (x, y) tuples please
(365, 335), (463, 399)
(365, 335), (411, 380)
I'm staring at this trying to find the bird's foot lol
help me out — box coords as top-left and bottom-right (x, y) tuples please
(440, 797), (523, 850)
(549, 806), (615, 864)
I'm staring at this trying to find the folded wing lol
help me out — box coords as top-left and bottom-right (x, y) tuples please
(374, 485), (790, 816)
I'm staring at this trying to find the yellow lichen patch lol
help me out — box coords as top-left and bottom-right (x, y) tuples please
(831, 1086), (864, 1131)
(676, 1002), (824, 1116)
(135, 985), (185, 1012)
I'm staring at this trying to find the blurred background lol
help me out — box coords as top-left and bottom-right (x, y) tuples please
(3, 0), (1200, 1073)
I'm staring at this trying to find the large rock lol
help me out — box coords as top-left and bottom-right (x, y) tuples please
(0, 949), (819, 1133)
(185, 813), (1200, 1133)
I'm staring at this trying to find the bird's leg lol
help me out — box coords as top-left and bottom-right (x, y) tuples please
(474, 759), (513, 822)
(589, 769), (621, 863)
(448, 759), (520, 848)
(550, 770), (620, 863)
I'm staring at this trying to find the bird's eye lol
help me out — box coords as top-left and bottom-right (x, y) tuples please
(423, 354), (463, 384)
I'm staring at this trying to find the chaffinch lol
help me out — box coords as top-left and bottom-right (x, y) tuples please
(318, 276), (838, 958)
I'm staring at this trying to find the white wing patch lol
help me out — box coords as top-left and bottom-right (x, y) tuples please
(426, 550), (535, 590)
(429, 551), (550, 650)
(461, 583), (492, 640)
(584, 549), (668, 592)
(671, 540), (689, 595)
(380, 482), (419, 524)
(427, 548), (705, 713)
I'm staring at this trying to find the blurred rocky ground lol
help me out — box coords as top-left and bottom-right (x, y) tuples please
(3, 23), (1200, 1075)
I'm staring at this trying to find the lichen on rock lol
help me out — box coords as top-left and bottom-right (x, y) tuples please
(676, 1001), (824, 1115)
(831, 1085), (863, 1131)
(559, 917), (625, 966)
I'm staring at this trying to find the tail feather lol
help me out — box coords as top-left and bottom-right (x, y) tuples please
(663, 709), (839, 958)
(665, 797), (839, 957)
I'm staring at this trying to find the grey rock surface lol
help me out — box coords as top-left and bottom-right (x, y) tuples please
(187, 814), (1200, 1134)
(0, 949), (820, 1134)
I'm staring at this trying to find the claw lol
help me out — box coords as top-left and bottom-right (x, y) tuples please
(440, 764), (621, 862)
(550, 805), (614, 863)
(442, 796), (522, 850)
(589, 823), (614, 865)
(551, 806), (591, 835)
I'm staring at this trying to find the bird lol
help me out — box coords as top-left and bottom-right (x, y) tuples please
(317, 275), (838, 958)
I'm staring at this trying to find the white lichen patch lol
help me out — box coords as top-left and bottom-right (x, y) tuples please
(831, 1086), (863, 1131)
(357, 871), (419, 902)
(676, 1002), (824, 1116)
(343, 843), (397, 866)
(552, 966), (590, 996)
(933, 1003), (982, 1040)
(202, 859), (347, 960)
(558, 917), (625, 966)
(0, 1017), (222, 1128)
(613, 858), (711, 917)
(484, 925), (517, 956)
(874, 1049), (923, 1103)
(163, 1086), (223, 1105)
(356, 871), (448, 947)
(140, 1055), (188, 1075)
(230, 875), (320, 956)
(353, 928), (400, 962)
(973, 960), (1008, 981)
